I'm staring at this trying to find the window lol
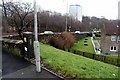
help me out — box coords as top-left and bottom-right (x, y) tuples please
(110, 46), (117, 51)
(118, 36), (120, 41)
(111, 36), (116, 41)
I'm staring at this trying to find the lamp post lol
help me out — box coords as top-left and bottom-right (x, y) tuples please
(65, 1), (68, 32)
(34, 0), (41, 72)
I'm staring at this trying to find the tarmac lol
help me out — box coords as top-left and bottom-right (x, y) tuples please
(1, 51), (62, 80)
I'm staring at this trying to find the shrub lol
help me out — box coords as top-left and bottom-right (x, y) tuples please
(49, 32), (75, 50)
(69, 48), (119, 66)
(84, 52), (95, 59)
(104, 56), (118, 66)
(95, 33), (101, 37)
(87, 32), (92, 37)
(94, 54), (105, 62)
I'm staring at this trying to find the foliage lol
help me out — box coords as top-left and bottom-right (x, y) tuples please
(3, 43), (23, 58)
(2, 0), (34, 39)
(87, 32), (92, 37)
(95, 37), (101, 43)
(40, 43), (118, 78)
(95, 33), (101, 37)
(71, 49), (119, 66)
(49, 32), (75, 50)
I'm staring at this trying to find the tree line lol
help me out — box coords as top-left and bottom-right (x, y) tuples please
(2, 0), (117, 38)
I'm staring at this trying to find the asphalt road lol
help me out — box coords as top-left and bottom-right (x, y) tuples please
(1, 51), (62, 80)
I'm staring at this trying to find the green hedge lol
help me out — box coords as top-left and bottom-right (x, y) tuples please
(104, 56), (119, 66)
(2, 39), (24, 58)
(84, 52), (95, 59)
(87, 32), (92, 37)
(94, 54), (105, 62)
(95, 33), (101, 37)
(71, 50), (119, 67)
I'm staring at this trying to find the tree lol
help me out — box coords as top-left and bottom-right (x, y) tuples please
(2, 0), (34, 39)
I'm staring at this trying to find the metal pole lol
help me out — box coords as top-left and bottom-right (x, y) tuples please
(65, 1), (68, 32)
(34, 0), (38, 41)
(34, 0), (41, 72)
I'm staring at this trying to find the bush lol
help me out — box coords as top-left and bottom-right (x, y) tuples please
(49, 32), (75, 50)
(2, 43), (23, 58)
(95, 33), (101, 37)
(87, 32), (92, 37)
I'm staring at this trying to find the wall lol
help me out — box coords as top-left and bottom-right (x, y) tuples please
(101, 35), (119, 55)
(3, 33), (87, 42)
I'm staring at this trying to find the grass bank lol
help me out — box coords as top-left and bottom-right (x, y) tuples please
(40, 43), (118, 78)
(71, 37), (95, 54)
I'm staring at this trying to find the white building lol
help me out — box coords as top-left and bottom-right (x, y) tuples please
(69, 4), (82, 22)
(118, 1), (120, 20)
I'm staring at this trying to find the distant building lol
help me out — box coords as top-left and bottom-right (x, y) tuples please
(69, 4), (82, 22)
(100, 21), (120, 55)
(118, 1), (120, 20)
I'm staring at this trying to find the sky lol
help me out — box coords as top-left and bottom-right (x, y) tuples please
(5, 0), (120, 20)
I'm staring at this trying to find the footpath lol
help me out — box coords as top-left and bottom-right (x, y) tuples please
(1, 51), (62, 80)
(91, 37), (101, 54)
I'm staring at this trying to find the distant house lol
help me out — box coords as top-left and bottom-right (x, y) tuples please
(100, 22), (120, 55)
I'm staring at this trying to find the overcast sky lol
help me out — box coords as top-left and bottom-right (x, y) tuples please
(10, 0), (120, 20)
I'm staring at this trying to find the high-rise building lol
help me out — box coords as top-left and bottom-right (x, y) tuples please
(118, 1), (120, 20)
(69, 4), (82, 22)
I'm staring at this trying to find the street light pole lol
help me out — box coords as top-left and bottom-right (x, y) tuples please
(65, 1), (68, 32)
(34, 0), (41, 72)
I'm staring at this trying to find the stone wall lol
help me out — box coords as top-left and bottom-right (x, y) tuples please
(100, 35), (119, 55)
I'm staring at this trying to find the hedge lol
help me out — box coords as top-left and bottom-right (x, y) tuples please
(71, 49), (119, 67)
(2, 39), (24, 58)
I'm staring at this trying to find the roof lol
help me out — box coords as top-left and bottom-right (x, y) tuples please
(104, 22), (120, 35)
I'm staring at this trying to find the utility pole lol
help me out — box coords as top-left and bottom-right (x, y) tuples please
(34, 0), (41, 72)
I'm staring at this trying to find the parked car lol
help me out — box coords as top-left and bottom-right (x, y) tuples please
(75, 31), (80, 34)
(101, 52), (108, 55)
(44, 31), (54, 34)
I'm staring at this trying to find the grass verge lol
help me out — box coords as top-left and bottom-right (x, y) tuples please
(40, 43), (119, 78)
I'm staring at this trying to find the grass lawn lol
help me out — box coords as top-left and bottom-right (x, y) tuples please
(40, 43), (119, 78)
(71, 37), (95, 54)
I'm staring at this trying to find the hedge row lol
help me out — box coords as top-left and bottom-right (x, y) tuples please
(70, 49), (119, 67)
(2, 39), (24, 57)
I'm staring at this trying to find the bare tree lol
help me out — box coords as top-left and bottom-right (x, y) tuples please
(2, 0), (33, 39)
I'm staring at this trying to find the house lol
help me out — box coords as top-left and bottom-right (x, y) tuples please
(100, 21), (120, 55)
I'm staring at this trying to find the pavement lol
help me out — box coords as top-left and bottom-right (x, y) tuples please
(93, 39), (101, 54)
(93, 39), (100, 49)
(1, 51), (62, 80)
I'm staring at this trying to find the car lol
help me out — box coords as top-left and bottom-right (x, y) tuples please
(44, 31), (54, 34)
(101, 52), (108, 55)
(75, 31), (80, 34)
